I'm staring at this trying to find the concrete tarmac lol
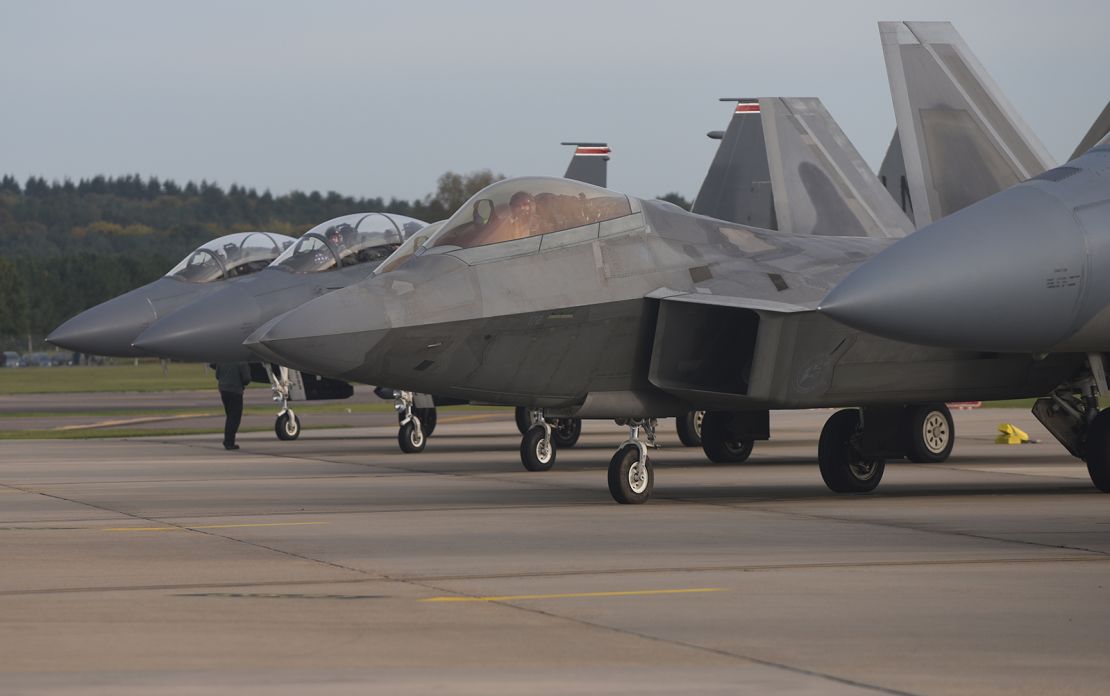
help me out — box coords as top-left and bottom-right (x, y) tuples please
(1, 408), (1108, 695)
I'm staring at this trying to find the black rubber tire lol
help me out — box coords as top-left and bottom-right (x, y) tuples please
(275, 413), (301, 441)
(398, 420), (426, 454)
(1084, 409), (1110, 492)
(818, 409), (884, 493)
(416, 407), (437, 438)
(551, 418), (582, 448)
(520, 425), (556, 471)
(905, 404), (954, 463)
(607, 444), (653, 504)
(676, 411), (704, 447)
(700, 411), (754, 463)
(514, 407), (532, 435)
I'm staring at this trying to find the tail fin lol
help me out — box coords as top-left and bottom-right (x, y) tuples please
(694, 98), (913, 238)
(878, 130), (915, 223)
(1071, 101), (1110, 160)
(561, 142), (609, 188)
(880, 21), (1055, 227)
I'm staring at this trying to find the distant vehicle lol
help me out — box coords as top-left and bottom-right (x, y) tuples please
(2, 351), (23, 367)
(25, 352), (54, 367)
(50, 352), (71, 366)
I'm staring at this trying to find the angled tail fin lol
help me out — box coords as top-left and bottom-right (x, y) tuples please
(878, 130), (915, 223)
(692, 99), (776, 229)
(1072, 101), (1110, 160)
(694, 98), (912, 238)
(561, 142), (609, 188)
(880, 21), (1055, 227)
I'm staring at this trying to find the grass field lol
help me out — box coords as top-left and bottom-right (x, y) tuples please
(0, 362), (226, 395)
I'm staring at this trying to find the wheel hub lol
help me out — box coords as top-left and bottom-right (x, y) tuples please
(923, 412), (949, 454)
(627, 453), (648, 494)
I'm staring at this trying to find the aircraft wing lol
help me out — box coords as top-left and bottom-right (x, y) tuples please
(1071, 101), (1110, 160)
(880, 21), (1055, 227)
(693, 98), (913, 238)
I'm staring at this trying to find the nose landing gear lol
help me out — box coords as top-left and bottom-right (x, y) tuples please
(607, 419), (658, 504)
(267, 364), (301, 441)
(395, 390), (434, 454)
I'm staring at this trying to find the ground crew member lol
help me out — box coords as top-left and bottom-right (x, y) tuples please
(214, 363), (251, 450)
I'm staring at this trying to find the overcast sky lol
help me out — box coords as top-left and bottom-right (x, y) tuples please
(1, 0), (1105, 203)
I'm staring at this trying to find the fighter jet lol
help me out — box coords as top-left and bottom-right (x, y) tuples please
(247, 23), (1096, 504)
(46, 231), (295, 357)
(133, 143), (612, 448)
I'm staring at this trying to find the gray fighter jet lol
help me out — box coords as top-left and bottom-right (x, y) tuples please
(133, 143), (611, 448)
(246, 22), (1099, 504)
(46, 231), (295, 357)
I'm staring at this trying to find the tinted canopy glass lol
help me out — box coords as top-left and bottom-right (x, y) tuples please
(167, 232), (294, 283)
(374, 221), (445, 275)
(273, 213), (426, 273)
(429, 177), (632, 250)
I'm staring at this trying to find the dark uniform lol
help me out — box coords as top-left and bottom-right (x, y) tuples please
(215, 363), (251, 450)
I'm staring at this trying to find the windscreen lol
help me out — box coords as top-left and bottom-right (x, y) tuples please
(167, 232), (294, 282)
(273, 213), (426, 273)
(374, 221), (445, 275)
(429, 177), (631, 250)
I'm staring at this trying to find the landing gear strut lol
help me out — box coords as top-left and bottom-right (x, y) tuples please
(1033, 353), (1110, 492)
(607, 418), (657, 504)
(394, 390), (434, 454)
(514, 407), (581, 448)
(266, 364), (301, 441)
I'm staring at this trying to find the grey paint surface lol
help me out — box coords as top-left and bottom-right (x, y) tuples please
(250, 176), (1080, 418)
(880, 21), (1054, 227)
(693, 98), (912, 238)
(2, 411), (1109, 694)
(821, 144), (1110, 353)
(878, 130), (914, 223)
(1071, 100), (1110, 160)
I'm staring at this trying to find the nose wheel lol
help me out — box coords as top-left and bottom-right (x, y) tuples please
(275, 410), (301, 441)
(515, 407), (581, 447)
(394, 390), (433, 454)
(267, 364), (302, 442)
(521, 422), (557, 471)
(607, 419), (657, 504)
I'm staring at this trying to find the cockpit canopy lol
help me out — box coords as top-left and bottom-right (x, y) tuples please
(167, 232), (295, 283)
(374, 221), (445, 275)
(273, 213), (426, 274)
(428, 177), (632, 250)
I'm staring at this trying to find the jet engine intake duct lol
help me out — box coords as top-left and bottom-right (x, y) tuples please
(649, 300), (758, 398)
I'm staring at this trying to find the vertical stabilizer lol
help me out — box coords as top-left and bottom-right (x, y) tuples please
(692, 99), (776, 228)
(561, 142), (609, 188)
(880, 21), (1055, 226)
(764, 98), (913, 237)
(1072, 101), (1110, 160)
(879, 130), (915, 223)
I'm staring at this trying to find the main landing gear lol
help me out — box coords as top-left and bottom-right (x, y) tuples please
(676, 410), (704, 447)
(394, 390), (437, 454)
(815, 403), (956, 493)
(266, 364), (301, 441)
(1032, 353), (1110, 492)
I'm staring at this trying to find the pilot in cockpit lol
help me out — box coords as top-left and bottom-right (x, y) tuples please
(507, 191), (541, 240)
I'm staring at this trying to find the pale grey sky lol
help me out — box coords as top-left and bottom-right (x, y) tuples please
(1, 0), (1105, 202)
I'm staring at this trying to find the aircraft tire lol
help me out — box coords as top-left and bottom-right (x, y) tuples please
(905, 404), (954, 463)
(676, 411), (704, 447)
(607, 444), (653, 504)
(275, 413), (301, 441)
(700, 411), (754, 463)
(818, 409), (884, 493)
(416, 407), (437, 438)
(514, 407), (531, 435)
(551, 418), (582, 448)
(1084, 409), (1110, 492)
(520, 425), (556, 471)
(398, 420), (426, 454)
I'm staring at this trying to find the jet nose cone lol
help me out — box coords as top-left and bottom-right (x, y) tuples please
(820, 186), (1086, 352)
(246, 285), (387, 379)
(47, 291), (156, 357)
(133, 287), (259, 363)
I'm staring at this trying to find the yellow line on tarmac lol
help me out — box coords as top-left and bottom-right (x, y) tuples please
(437, 414), (504, 424)
(422, 587), (726, 603)
(101, 521), (329, 532)
(55, 413), (216, 431)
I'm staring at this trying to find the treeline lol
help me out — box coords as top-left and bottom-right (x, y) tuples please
(0, 172), (689, 348)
